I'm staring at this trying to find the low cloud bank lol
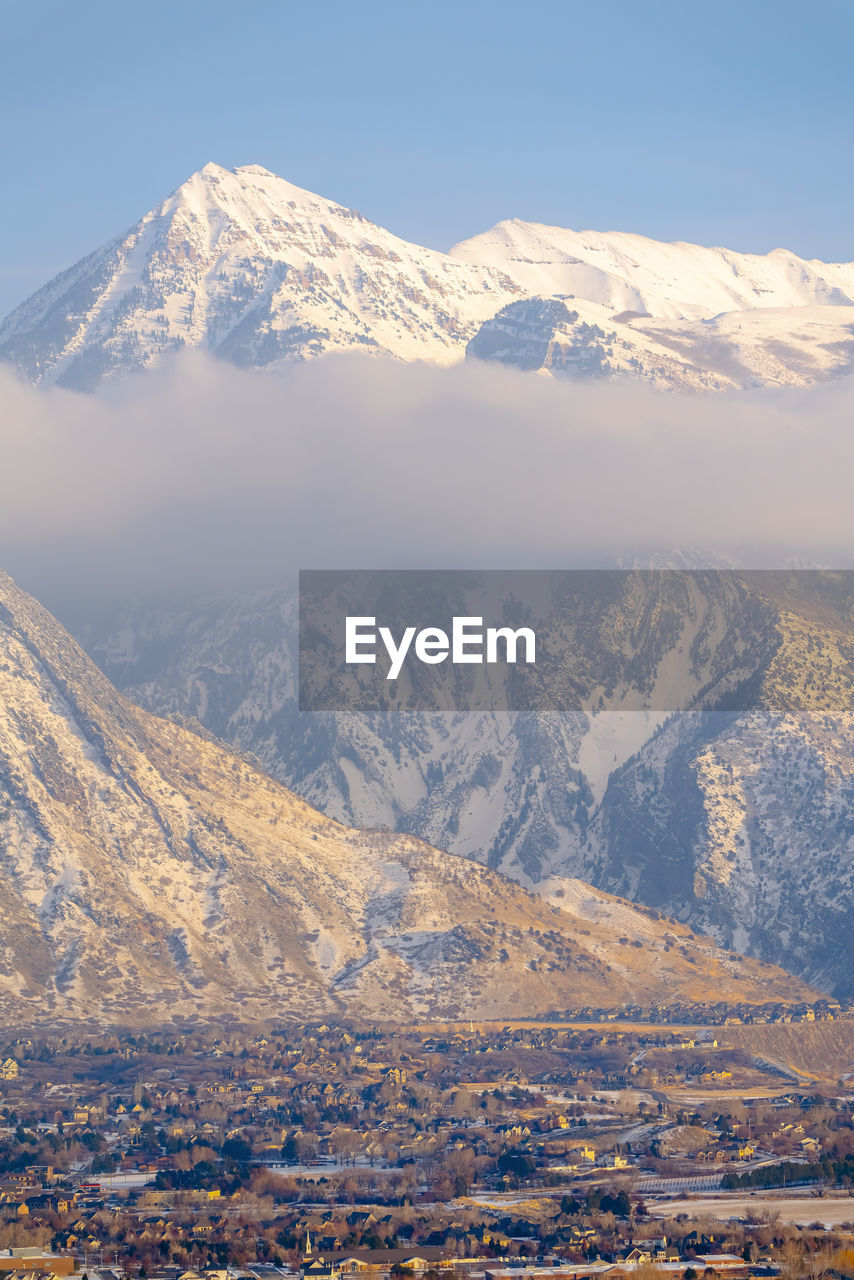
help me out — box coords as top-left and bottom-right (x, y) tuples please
(1, 351), (852, 609)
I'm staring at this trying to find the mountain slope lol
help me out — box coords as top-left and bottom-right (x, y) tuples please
(579, 706), (854, 998)
(466, 296), (854, 390)
(574, 580), (854, 997)
(2, 162), (854, 390)
(0, 569), (813, 1025)
(70, 573), (854, 998)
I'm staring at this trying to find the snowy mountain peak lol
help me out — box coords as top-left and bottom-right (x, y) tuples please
(0, 161), (520, 389)
(1, 162), (853, 390)
(233, 162), (286, 178)
(185, 160), (344, 210)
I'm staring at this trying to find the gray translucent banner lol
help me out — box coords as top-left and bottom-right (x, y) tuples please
(298, 569), (854, 713)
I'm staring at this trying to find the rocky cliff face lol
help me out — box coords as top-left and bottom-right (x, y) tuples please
(578, 588), (854, 997)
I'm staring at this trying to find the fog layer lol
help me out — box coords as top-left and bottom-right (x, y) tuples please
(1, 352), (852, 609)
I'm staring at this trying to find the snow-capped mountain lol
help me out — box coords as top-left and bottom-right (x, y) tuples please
(2, 567), (806, 1025)
(72, 572), (854, 999)
(0, 163), (520, 390)
(1, 161), (853, 389)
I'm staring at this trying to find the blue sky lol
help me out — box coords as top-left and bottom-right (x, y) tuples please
(1, 0), (852, 317)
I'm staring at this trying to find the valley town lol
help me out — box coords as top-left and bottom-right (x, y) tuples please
(2, 1013), (854, 1280)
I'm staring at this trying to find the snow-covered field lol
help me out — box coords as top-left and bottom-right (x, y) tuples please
(654, 1194), (854, 1227)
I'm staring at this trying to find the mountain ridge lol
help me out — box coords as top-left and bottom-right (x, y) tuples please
(451, 216), (854, 318)
(2, 162), (853, 390)
(0, 567), (815, 1026)
(71, 572), (854, 999)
